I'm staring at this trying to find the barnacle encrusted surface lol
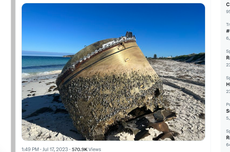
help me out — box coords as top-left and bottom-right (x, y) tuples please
(57, 35), (164, 140)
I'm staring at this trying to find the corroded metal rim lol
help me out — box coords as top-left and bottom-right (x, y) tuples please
(56, 37), (136, 87)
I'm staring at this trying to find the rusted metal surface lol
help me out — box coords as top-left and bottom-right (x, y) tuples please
(57, 33), (168, 140)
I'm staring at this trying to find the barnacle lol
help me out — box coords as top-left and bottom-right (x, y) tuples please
(56, 32), (165, 140)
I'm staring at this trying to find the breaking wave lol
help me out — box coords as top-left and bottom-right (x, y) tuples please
(22, 70), (61, 78)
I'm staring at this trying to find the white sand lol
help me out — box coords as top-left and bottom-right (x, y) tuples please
(22, 59), (205, 141)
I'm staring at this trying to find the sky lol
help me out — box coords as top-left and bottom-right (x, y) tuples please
(22, 3), (205, 57)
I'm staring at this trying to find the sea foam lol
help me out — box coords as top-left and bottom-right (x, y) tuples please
(22, 70), (61, 78)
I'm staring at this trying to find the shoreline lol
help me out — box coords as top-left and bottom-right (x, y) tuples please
(22, 59), (205, 141)
(22, 70), (61, 80)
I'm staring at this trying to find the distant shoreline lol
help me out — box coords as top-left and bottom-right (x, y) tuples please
(147, 53), (205, 65)
(63, 55), (74, 58)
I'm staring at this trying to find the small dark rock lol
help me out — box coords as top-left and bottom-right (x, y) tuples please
(48, 85), (57, 92)
(49, 85), (56, 90)
(199, 113), (205, 119)
(46, 82), (55, 85)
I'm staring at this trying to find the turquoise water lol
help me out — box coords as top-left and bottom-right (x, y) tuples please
(22, 56), (70, 77)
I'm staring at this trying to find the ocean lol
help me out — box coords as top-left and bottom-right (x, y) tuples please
(22, 56), (71, 78)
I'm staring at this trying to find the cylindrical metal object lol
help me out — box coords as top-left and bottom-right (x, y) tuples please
(56, 34), (163, 140)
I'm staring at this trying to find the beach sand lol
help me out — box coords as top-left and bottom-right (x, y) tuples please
(21, 59), (205, 141)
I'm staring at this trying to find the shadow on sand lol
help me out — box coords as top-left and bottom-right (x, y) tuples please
(22, 94), (86, 140)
